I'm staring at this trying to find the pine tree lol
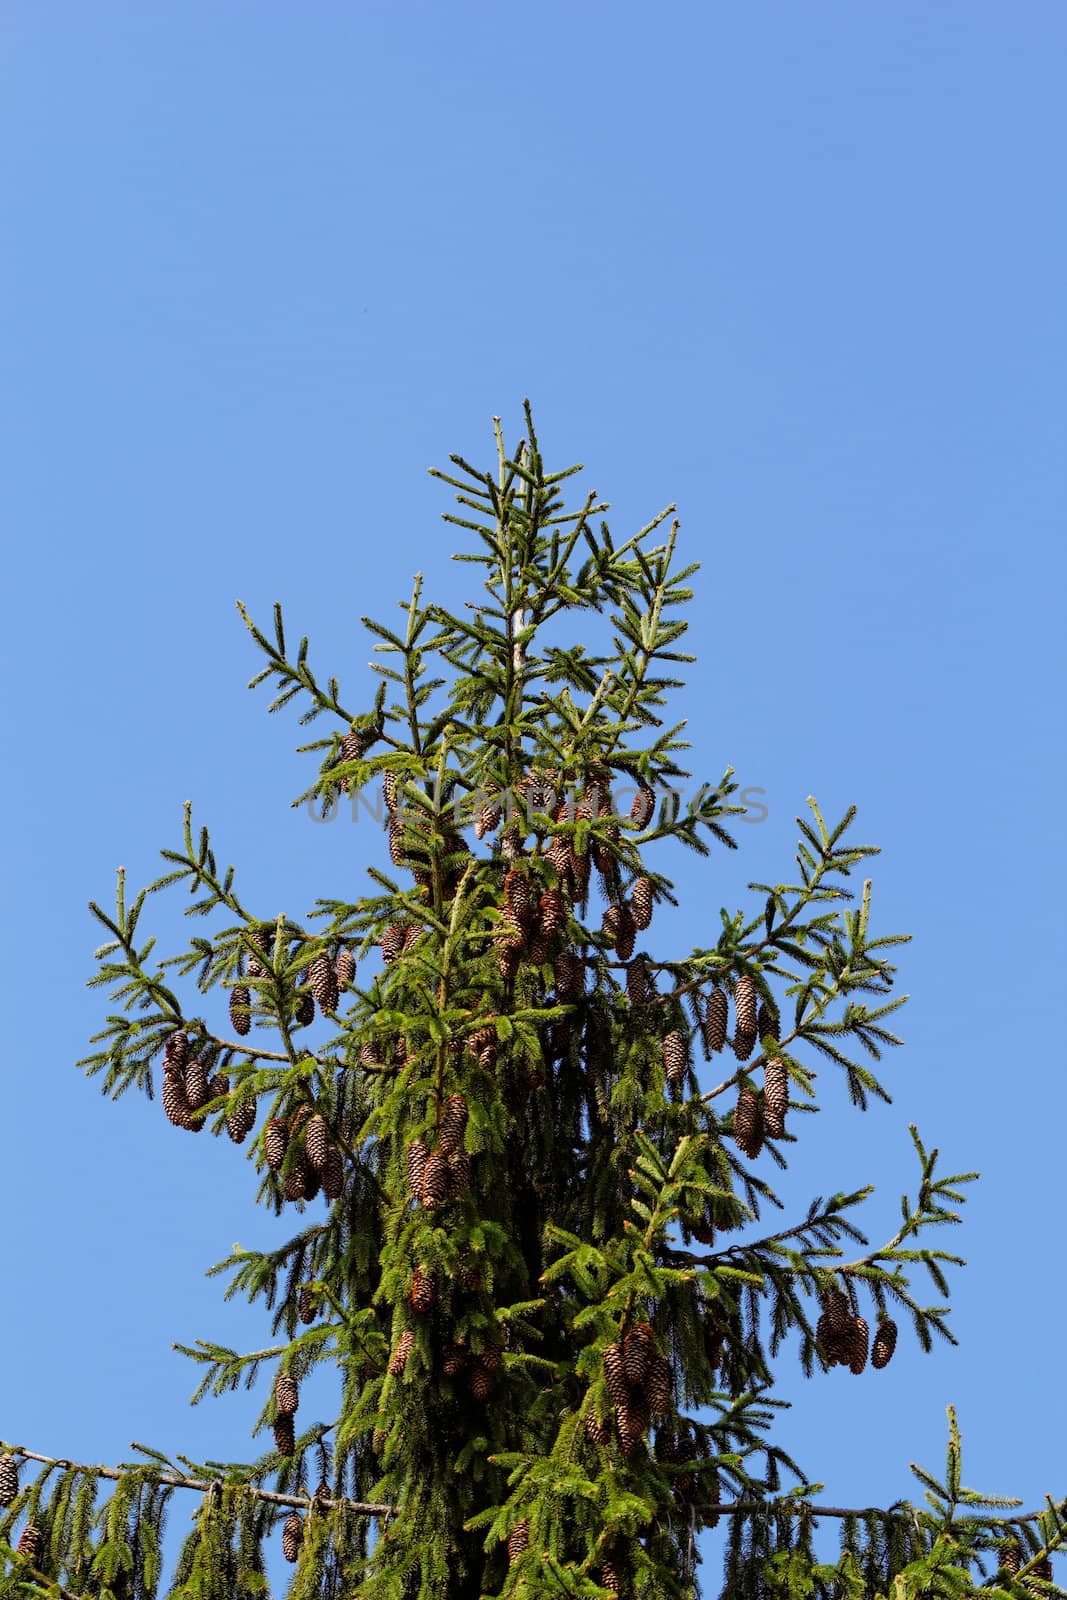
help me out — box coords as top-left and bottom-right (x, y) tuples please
(5, 407), (1063, 1600)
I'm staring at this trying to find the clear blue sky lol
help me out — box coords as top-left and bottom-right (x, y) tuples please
(3, 2), (1064, 1587)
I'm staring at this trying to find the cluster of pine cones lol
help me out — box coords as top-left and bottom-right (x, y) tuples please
(2, 1456), (41, 1568)
(406, 1093), (471, 1209)
(816, 1290), (897, 1374)
(159, 1031), (242, 1137)
(386, 1326), (501, 1399)
(497, 868), (569, 978)
(272, 1368), (301, 1456)
(592, 1325), (672, 1458)
(264, 1107), (345, 1203)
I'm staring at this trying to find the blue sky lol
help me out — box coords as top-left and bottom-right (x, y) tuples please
(2, 1), (1064, 1587)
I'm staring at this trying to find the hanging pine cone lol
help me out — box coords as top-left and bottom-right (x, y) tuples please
(630, 784), (655, 830)
(411, 1266), (438, 1314)
(626, 959), (653, 1006)
(468, 1359), (494, 1400)
(1030, 1558), (1054, 1589)
(622, 1323), (656, 1385)
(295, 990), (315, 1028)
(275, 1372), (299, 1415)
(584, 1411), (612, 1446)
(322, 1145), (344, 1201)
(504, 868), (534, 928)
(475, 800), (502, 839)
(763, 1058), (788, 1138)
(298, 1286), (317, 1324)
(662, 1030), (688, 1091)
(0, 1453), (18, 1507)
(507, 1522), (530, 1565)
(208, 1073), (230, 1101)
(603, 1344), (630, 1408)
(692, 1219), (715, 1246)
(281, 1511), (303, 1563)
(388, 815), (408, 867)
(335, 947), (355, 987)
(703, 989), (728, 1053)
(164, 1030), (189, 1068)
(309, 954), (338, 1017)
(646, 1355), (672, 1417)
(339, 727), (368, 768)
(162, 1073), (192, 1130)
(406, 1137), (428, 1201)
(598, 1558), (626, 1596)
(402, 923), (421, 954)
(229, 986), (252, 1036)
(380, 923), (404, 963)
(554, 949), (584, 1000)
(630, 876), (654, 930)
(459, 1258), (482, 1293)
(16, 1525), (43, 1565)
(442, 1342), (469, 1377)
(246, 928), (271, 979)
(264, 1119), (289, 1171)
(871, 1318), (898, 1370)
(421, 1152), (451, 1210)
(822, 1286), (851, 1335)
(526, 928), (553, 967)
(184, 1058), (211, 1112)
(273, 1413), (295, 1455)
(447, 1148), (472, 1197)
(388, 1329), (414, 1376)
(614, 903), (636, 961)
(496, 929), (524, 981)
(304, 1114), (330, 1173)
(438, 1093), (469, 1158)
(283, 1161), (309, 1203)
(538, 888), (566, 938)
(615, 1392), (650, 1458)
(1001, 1541), (1023, 1577)
(360, 1037), (384, 1068)
(757, 998), (779, 1042)
(733, 973), (757, 1058)
(382, 771), (399, 813)
(734, 1084), (763, 1158)
(848, 1315), (870, 1375)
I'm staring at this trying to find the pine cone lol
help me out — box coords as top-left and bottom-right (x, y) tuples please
(382, 771), (399, 813)
(164, 1030), (189, 1068)
(630, 784), (655, 830)
(626, 959), (653, 1006)
(504, 868), (534, 928)
(246, 928), (271, 979)
(295, 990), (315, 1028)
(703, 989), (728, 1053)
(421, 1152), (451, 1210)
(388, 1329), (414, 1376)
(508, 1522), (530, 1564)
(411, 1266), (438, 1314)
(443, 1342), (469, 1377)
(185, 1058), (211, 1112)
(309, 954), (338, 1017)
(224, 1094), (255, 1144)
(763, 1058), (788, 1138)
(16, 1525), (43, 1565)
(525, 927), (552, 967)
(208, 1073), (230, 1101)
(871, 1318), (898, 1370)
(538, 888), (566, 938)
(733, 974), (757, 1058)
(283, 1161), (309, 1203)
(622, 1322), (656, 1385)
(631, 876), (654, 930)
(406, 1137), (428, 1201)
(298, 1286), (317, 1324)
(584, 1411), (612, 1446)
(335, 947), (355, 987)
(0, 1453), (18, 1507)
(275, 1372), (299, 1415)
(305, 1114), (330, 1173)
(846, 1315), (870, 1375)
(822, 1287), (851, 1335)
(380, 923), (404, 964)
(273, 1413), (295, 1455)
(468, 1359), (494, 1400)
(229, 985), (252, 1036)
(598, 1558), (625, 1596)
(615, 1393), (650, 1457)
(734, 1084), (763, 1158)
(447, 1148), (472, 1197)
(281, 1511), (303, 1562)
(544, 833), (572, 879)
(264, 1118), (289, 1171)
(475, 800), (501, 839)
(614, 903), (636, 962)
(439, 1093), (469, 1158)
(322, 1145), (344, 1201)
(360, 1037), (384, 1068)
(459, 1258), (481, 1293)
(692, 1219), (715, 1246)
(1001, 1542), (1023, 1577)
(662, 1029), (688, 1091)
(757, 998), (779, 1042)
(554, 950), (584, 1001)
(603, 1343), (630, 1408)
(162, 1073), (192, 1130)
(646, 1355), (672, 1417)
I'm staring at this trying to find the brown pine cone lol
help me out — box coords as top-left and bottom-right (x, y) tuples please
(360, 1037), (384, 1068)
(184, 1058), (211, 1112)
(162, 1073), (192, 1130)
(335, 947), (355, 987)
(264, 1118), (289, 1171)
(630, 785), (656, 830)
(703, 989), (728, 1053)
(164, 1030), (190, 1068)
(295, 990), (315, 1028)
(226, 1095), (256, 1144)
(538, 888), (566, 937)
(822, 1286), (851, 1335)
(622, 1322), (656, 1385)
(554, 949), (584, 1001)
(283, 1161), (309, 1203)
(613, 903), (636, 962)
(322, 1145), (345, 1201)
(459, 1258), (481, 1293)
(526, 927), (553, 967)
(387, 815), (408, 867)
(442, 1342), (469, 1377)
(298, 1286), (317, 1324)
(598, 1558), (626, 1596)
(734, 972), (757, 1034)
(871, 1318), (898, 1370)
(381, 770), (399, 812)
(16, 1525), (43, 1565)
(504, 867), (534, 928)
(0, 1453), (18, 1507)
(626, 958), (654, 1006)
(603, 1343), (630, 1408)
(468, 1360), (493, 1400)
(645, 1355), (672, 1417)
(309, 953), (338, 1016)
(304, 1114), (330, 1173)
(692, 1219), (716, 1246)
(662, 1029), (688, 1091)
(275, 1372), (299, 1415)
(380, 923), (404, 963)
(507, 1521), (530, 1565)
(496, 929), (524, 981)
(245, 928), (271, 979)
(584, 1411), (612, 1446)
(615, 1392), (650, 1458)
(447, 1148), (472, 1197)
(763, 1058), (788, 1138)
(848, 1315), (870, 1375)
(273, 1413), (295, 1456)
(406, 1137), (428, 1201)
(229, 985), (252, 1036)
(1000, 1541), (1023, 1577)
(475, 800), (502, 839)
(438, 1093), (469, 1158)
(208, 1073), (230, 1101)
(630, 876), (654, 930)
(281, 1511), (303, 1562)
(733, 1084), (763, 1158)
(411, 1266), (438, 1314)
(388, 1329), (414, 1376)
(757, 998), (779, 1042)
(421, 1152), (451, 1210)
